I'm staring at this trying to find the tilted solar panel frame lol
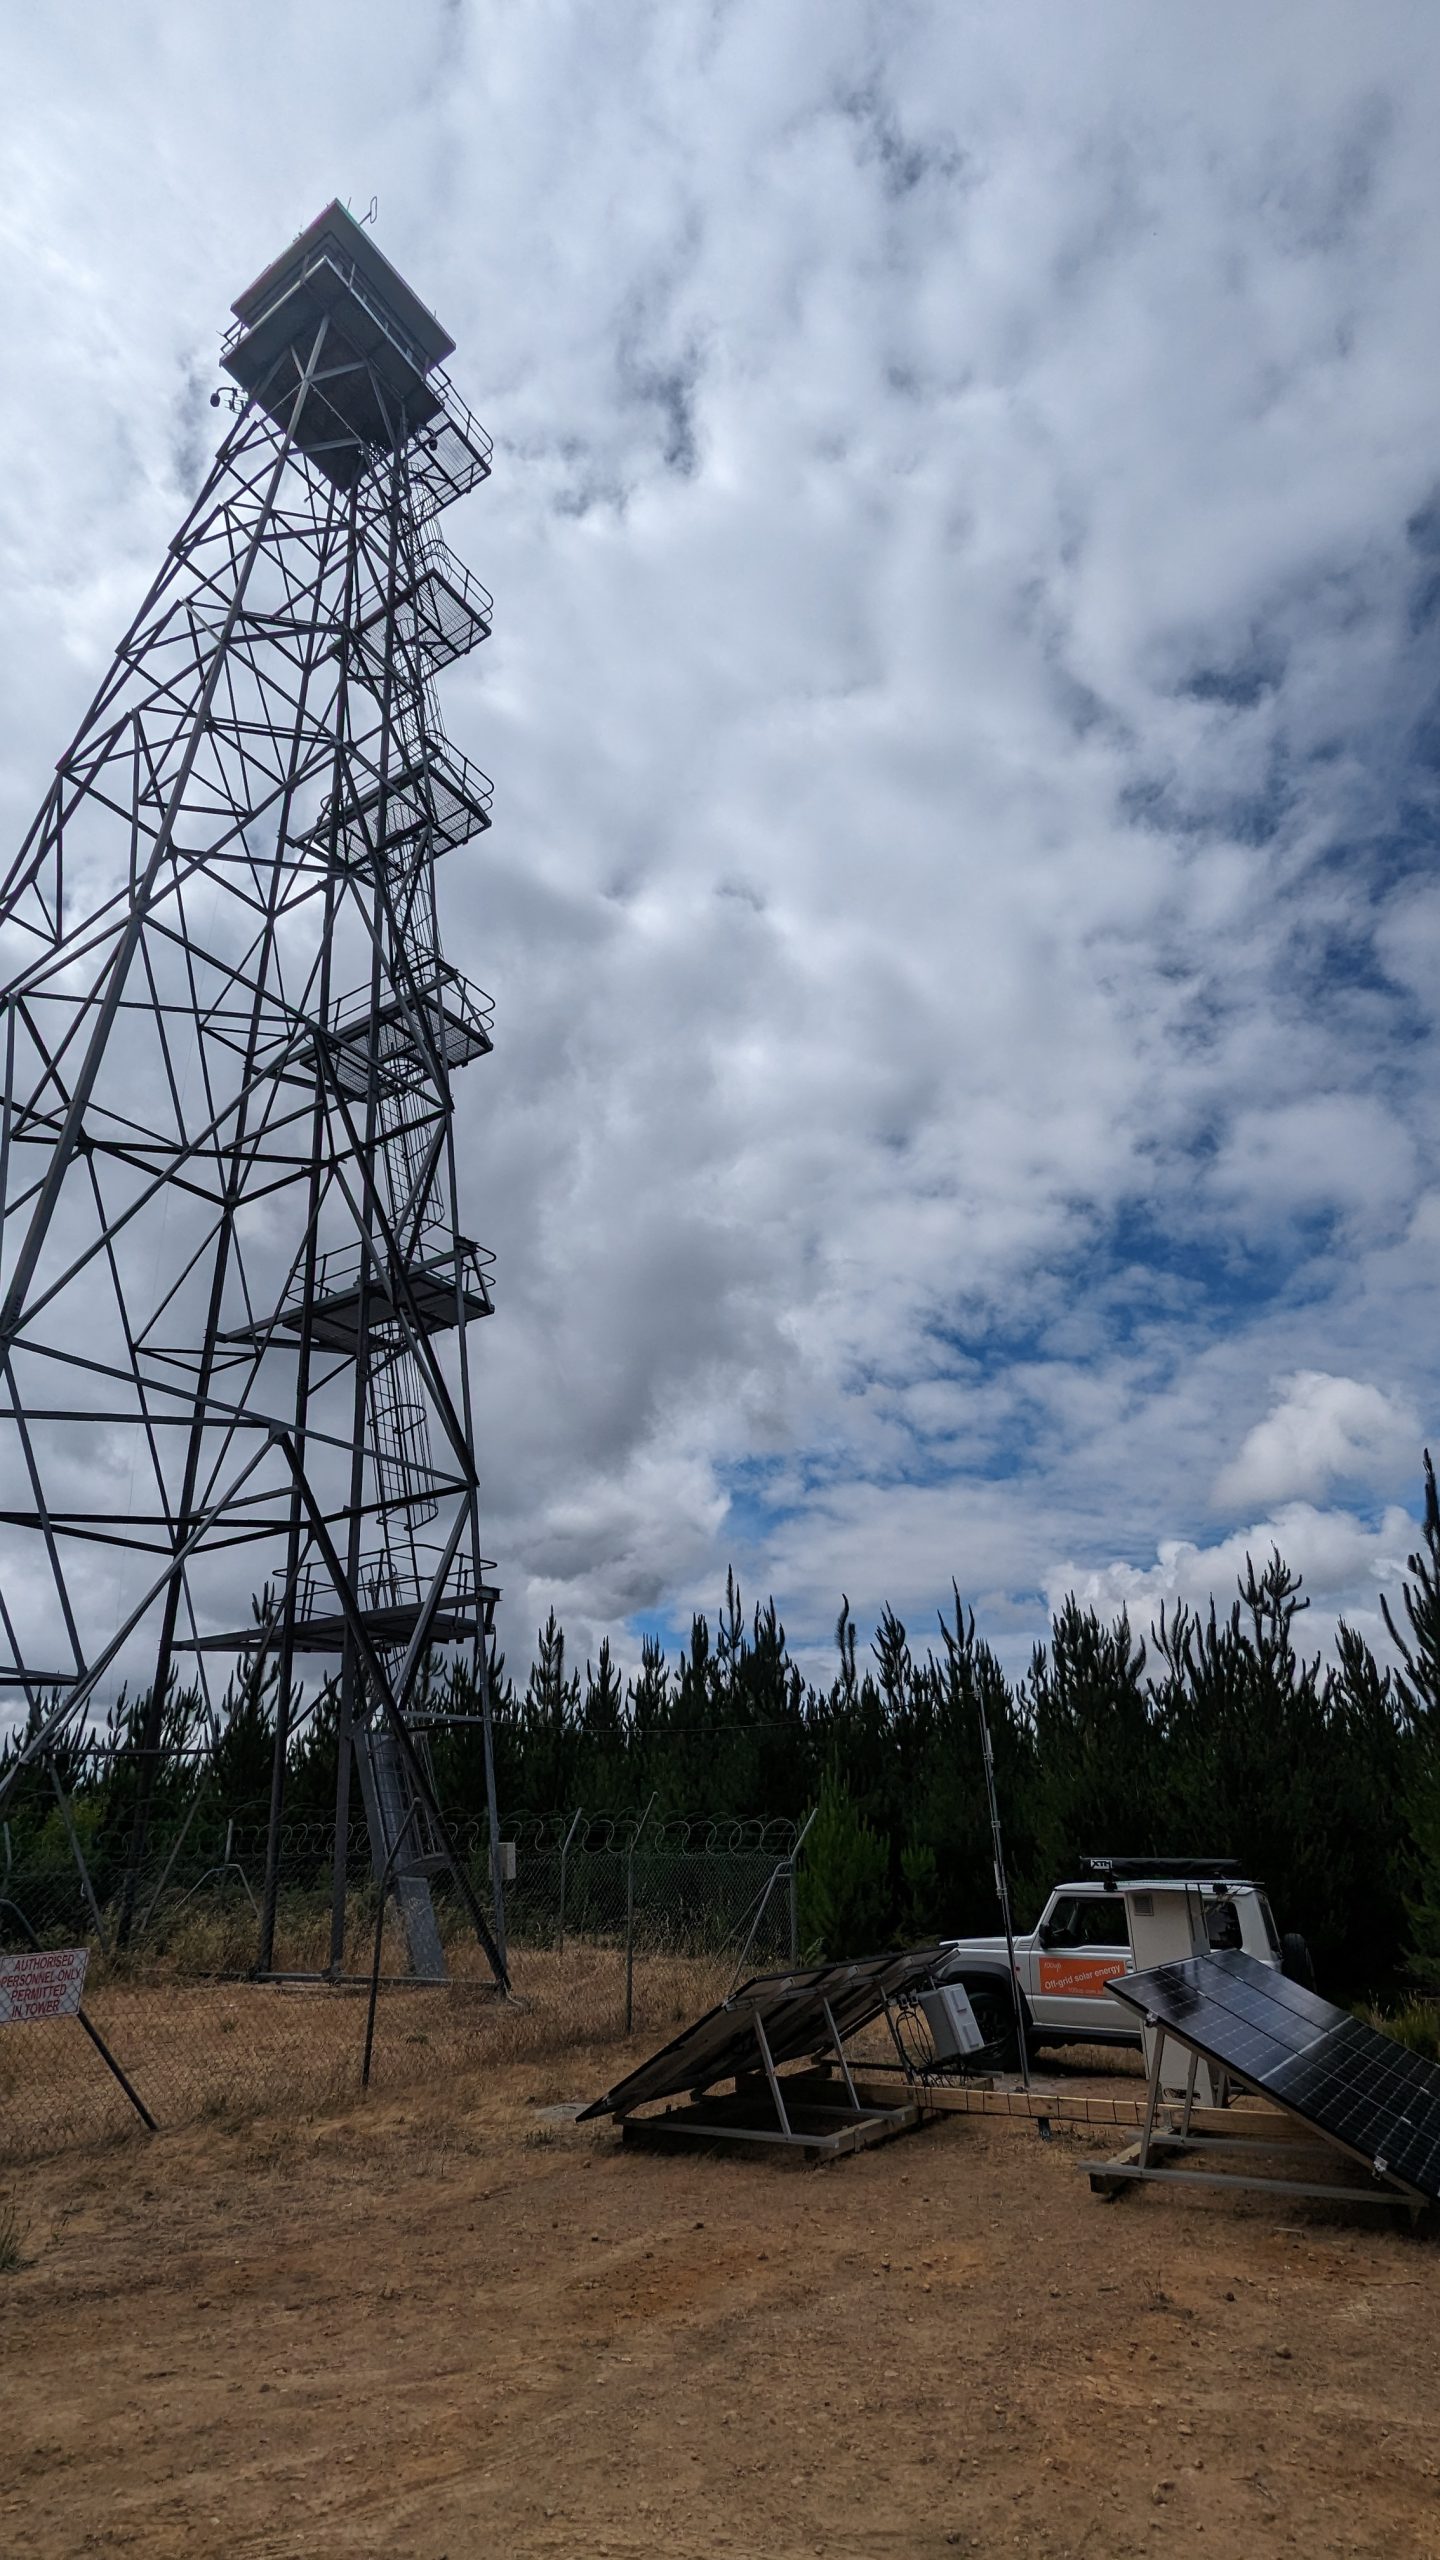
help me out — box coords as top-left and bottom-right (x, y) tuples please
(1107, 1949), (1440, 2206)
(579, 1944), (961, 2125)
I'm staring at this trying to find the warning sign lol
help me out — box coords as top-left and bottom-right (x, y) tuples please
(0, 1946), (88, 2025)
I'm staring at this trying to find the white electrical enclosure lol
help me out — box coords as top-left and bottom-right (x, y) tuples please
(1120, 1882), (1273, 2102)
(919, 1981), (985, 2065)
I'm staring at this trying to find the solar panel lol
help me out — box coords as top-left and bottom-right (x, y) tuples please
(1108, 1950), (1440, 2204)
(579, 1945), (959, 2125)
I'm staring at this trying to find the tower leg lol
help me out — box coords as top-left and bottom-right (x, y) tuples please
(352, 1717), (447, 1979)
(328, 1651), (359, 1976)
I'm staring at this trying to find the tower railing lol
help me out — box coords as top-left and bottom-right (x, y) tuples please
(294, 1232), (495, 1325)
(348, 534), (493, 673)
(409, 376), (494, 516)
(293, 732), (494, 865)
(323, 963), (495, 1095)
(287, 1545), (499, 1641)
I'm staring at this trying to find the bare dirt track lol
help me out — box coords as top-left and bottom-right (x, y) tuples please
(3, 2040), (1439, 2560)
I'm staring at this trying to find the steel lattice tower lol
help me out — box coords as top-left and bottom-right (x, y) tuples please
(0, 204), (509, 1988)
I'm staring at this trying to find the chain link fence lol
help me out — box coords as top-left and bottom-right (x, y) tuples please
(0, 1807), (803, 2161)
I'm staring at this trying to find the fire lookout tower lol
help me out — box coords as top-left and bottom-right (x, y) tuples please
(0, 204), (508, 1987)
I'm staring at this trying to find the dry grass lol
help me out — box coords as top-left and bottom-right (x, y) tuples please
(1365, 1995), (1440, 2059)
(84, 1885), (470, 1985)
(82, 1882), (759, 1991)
(0, 1939), (734, 2164)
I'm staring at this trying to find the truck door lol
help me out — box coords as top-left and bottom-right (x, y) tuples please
(1034, 1892), (1132, 2036)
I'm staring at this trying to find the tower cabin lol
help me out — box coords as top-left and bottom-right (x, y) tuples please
(222, 200), (481, 492)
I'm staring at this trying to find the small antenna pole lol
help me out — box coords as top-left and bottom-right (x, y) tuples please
(976, 1680), (1032, 2094)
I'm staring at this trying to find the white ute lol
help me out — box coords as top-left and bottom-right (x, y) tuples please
(943, 1857), (1309, 2059)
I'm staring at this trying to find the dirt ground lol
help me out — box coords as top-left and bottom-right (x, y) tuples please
(3, 2034), (1439, 2560)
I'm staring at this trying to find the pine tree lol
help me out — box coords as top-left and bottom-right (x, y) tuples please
(1027, 1596), (1153, 1872)
(1327, 1620), (1409, 1995)
(1383, 1451), (1440, 1987)
(522, 1609), (582, 1810)
(583, 1639), (625, 1736)
(935, 1591), (1042, 1929)
(208, 1636), (294, 1834)
(795, 1763), (891, 1957)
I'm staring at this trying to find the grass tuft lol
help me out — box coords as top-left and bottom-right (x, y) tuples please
(1365, 1997), (1440, 2060)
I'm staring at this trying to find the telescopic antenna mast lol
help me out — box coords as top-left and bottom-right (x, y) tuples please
(975, 1680), (1032, 2093)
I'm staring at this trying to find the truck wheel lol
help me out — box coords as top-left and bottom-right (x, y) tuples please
(1281, 1931), (1316, 1992)
(960, 1979), (1030, 2073)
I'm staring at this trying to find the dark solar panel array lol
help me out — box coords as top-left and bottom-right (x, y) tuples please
(1109, 1949), (1440, 2203)
(579, 1946), (958, 2123)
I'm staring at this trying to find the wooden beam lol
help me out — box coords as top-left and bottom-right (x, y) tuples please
(845, 2076), (1315, 2142)
(1090, 2138), (1143, 2199)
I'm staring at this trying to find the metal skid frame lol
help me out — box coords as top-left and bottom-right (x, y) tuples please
(618, 1994), (922, 2158)
(1090, 2016), (1430, 2218)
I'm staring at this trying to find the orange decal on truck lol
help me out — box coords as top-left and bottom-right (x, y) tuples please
(1037, 1955), (1124, 1998)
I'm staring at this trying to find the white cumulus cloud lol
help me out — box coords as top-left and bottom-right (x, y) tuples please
(4, 3), (1440, 1688)
(1051, 1502), (1418, 1666)
(1213, 1372), (1419, 1512)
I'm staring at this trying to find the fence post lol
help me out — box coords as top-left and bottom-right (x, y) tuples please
(624, 1845), (634, 2034)
(138, 1778), (208, 1943)
(558, 1806), (583, 1954)
(726, 1860), (785, 1993)
(46, 1756), (109, 1954)
(787, 1806), (816, 1966)
(624, 1794), (656, 2036)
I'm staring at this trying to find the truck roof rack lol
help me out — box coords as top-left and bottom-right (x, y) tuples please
(1081, 1856), (1240, 1885)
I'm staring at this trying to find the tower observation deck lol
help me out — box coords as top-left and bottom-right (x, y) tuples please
(0, 204), (509, 1987)
(222, 200), (491, 501)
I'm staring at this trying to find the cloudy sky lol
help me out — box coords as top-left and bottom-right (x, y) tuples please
(4, 1), (1440, 1682)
